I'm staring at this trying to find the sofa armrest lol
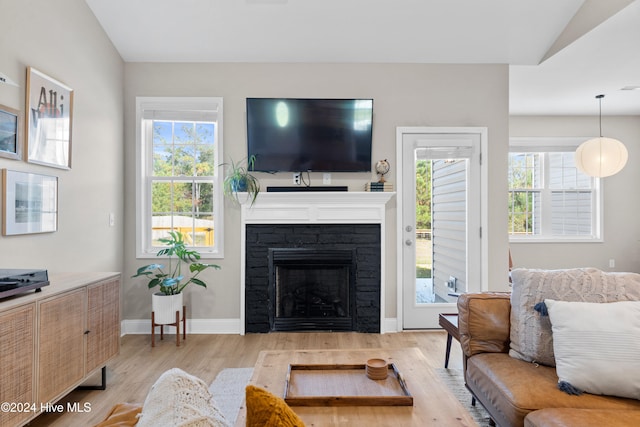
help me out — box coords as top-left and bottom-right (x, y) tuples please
(457, 292), (511, 358)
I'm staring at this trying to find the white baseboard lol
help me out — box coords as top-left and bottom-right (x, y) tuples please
(382, 317), (399, 333)
(121, 318), (241, 335)
(121, 318), (399, 335)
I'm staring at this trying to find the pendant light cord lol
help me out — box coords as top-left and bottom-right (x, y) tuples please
(596, 94), (604, 138)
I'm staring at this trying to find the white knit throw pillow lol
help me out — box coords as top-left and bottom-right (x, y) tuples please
(137, 368), (231, 427)
(509, 268), (640, 367)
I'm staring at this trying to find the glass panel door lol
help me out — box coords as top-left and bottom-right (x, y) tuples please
(401, 132), (481, 328)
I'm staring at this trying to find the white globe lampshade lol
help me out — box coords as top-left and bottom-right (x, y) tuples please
(575, 137), (628, 178)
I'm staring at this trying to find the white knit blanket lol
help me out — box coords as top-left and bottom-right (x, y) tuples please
(208, 368), (254, 423)
(137, 368), (231, 427)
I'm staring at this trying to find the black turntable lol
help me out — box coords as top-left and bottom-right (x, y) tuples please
(0, 269), (49, 299)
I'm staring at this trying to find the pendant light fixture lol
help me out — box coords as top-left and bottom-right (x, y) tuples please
(575, 94), (628, 178)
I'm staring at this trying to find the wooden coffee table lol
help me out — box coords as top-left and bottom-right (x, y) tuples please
(235, 348), (477, 426)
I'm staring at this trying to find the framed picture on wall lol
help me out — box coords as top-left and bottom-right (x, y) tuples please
(0, 104), (21, 160)
(25, 67), (73, 169)
(2, 169), (58, 235)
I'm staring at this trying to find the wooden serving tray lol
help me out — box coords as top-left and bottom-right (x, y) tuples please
(283, 363), (413, 406)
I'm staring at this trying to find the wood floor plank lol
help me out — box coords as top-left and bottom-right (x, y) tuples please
(27, 331), (462, 426)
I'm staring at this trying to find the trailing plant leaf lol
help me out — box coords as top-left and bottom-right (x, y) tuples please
(133, 264), (164, 277)
(190, 263), (221, 273)
(148, 277), (163, 289)
(189, 278), (207, 287)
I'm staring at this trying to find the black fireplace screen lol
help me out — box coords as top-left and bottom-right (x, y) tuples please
(276, 266), (350, 318)
(269, 249), (355, 331)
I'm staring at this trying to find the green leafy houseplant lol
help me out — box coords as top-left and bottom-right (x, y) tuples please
(132, 231), (221, 295)
(222, 155), (260, 206)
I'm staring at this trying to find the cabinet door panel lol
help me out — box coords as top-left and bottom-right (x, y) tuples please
(0, 304), (35, 427)
(86, 279), (120, 373)
(38, 289), (86, 403)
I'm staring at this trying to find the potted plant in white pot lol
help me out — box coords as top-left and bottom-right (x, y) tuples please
(222, 155), (260, 206)
(131, 231), (221, 324)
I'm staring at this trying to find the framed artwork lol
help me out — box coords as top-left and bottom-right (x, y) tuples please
(25, 67), (73, 169)
(2, 169), (58, 235)
(0, 104), (21, 160)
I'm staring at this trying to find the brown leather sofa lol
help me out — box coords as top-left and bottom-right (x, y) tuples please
(457, 292), (640, 427)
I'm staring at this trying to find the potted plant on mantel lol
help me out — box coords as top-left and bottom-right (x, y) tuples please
(131, 231), (221, 324)
(222, 155), (260, 206)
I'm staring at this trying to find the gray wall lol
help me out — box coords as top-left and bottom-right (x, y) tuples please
(123, 63), (510, 322)
(10, 2), (631, 328)
(510, 115), (640, 273)
(0, 0), (124, 273)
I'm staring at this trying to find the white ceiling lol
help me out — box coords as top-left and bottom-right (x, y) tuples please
(85, 0), (640, 115)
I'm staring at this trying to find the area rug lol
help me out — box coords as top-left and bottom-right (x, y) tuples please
(209, 367), (254, 424)
(435, 368), (492, 426)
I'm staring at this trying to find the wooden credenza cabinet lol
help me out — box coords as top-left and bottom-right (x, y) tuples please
(0, 272), (120, 427)
(86, 279), (121, 374)
(0, 304), (36, 427)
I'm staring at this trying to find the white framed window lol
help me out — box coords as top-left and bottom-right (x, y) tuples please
(508, 137), (601, 242)
(136, 97), (224, 258)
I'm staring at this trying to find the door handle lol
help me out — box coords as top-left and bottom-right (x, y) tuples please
(405, 239), (413, 246)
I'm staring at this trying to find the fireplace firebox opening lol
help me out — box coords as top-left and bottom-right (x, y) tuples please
(269, 249), (355, 331)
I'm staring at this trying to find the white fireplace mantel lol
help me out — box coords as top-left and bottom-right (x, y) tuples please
(240, 191), (395, 224)
(239, 191), (395, 334)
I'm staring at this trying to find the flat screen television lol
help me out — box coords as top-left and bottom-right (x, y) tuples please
(246, 98), (373, 172)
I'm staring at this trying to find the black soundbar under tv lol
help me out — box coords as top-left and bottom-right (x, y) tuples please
(266, 186), (348, 192)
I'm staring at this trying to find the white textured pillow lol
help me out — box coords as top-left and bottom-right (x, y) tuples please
(137, 368), (231, 427)
(509, 268), (640, 367)
(545, 299), (640, 400)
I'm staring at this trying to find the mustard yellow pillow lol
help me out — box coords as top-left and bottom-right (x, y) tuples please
(246, 385), (306, 427)
(92, 403), (142, 427)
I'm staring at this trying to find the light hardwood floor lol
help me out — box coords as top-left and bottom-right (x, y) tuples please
(27, 330), (462, 426)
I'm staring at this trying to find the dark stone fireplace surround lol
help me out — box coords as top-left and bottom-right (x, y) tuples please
(245, 224), (381, 333)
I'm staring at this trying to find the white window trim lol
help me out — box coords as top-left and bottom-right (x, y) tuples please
(509, 137), (603, 243)
(135, 96), (224, 259)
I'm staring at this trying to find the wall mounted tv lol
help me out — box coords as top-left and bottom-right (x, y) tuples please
(246, 98), (373, 172)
